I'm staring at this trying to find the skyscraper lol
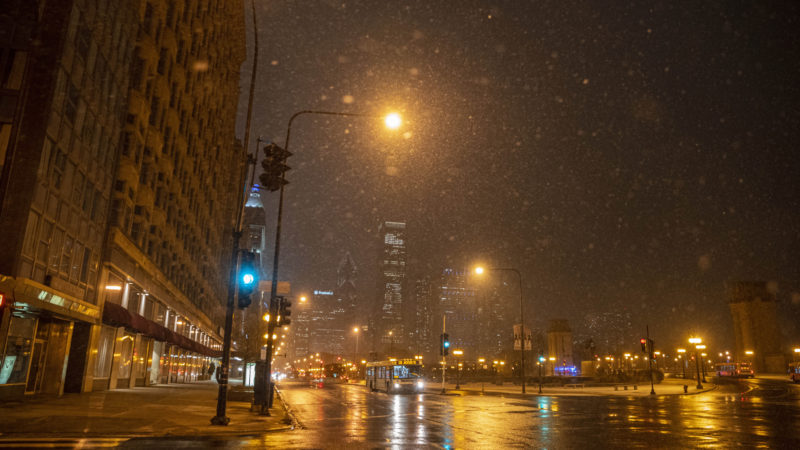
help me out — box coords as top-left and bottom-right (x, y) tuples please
(378, 221), (406, 354)
(437, 268), (478, 357)
(413, 277), (435, 360)
(336, 252), (358, 326)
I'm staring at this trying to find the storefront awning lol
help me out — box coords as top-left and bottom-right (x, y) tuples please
(102, 302), (221, 357)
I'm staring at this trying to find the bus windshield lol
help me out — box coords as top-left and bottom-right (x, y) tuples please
(392, 364), (422, 379)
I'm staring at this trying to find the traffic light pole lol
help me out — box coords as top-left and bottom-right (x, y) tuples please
(262, 109), (380, 412)
(211, 153), (254, 425)
(647, 325), (655, 395)
(440, 315), (446, 395)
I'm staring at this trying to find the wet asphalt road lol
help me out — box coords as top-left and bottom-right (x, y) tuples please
(122, 377), (800, 449)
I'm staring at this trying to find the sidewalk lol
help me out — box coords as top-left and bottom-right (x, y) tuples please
(0, 380), (292, 439)
(429, 377), (716, 397)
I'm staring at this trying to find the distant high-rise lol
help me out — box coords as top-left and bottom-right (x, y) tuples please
(378, 221), (406, 353)
(437, 268), (478, 356)
(336, 252), (358, 326)
(480, 286), (510, 358)
(307, 289), (345, 357)
(413, 277), (435, 360)
(547, 319), (574, 375)
(728, 281), (785, 372)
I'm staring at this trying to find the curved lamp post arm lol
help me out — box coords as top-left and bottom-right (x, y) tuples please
(285, 110), (372, 154)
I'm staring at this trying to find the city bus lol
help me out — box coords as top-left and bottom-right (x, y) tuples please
(715, 362), (754, 378)
(366, 359), (425, 393)
(789, 363), (800, 383)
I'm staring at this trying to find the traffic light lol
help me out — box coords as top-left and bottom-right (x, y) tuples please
(640, 338), (647, 353)
(259, 143), (292, 192)
(237, 251), (258, 308)
(278, 296), (292, 326)
(0, 292), (7, 311)
(440, 333), (450, 356)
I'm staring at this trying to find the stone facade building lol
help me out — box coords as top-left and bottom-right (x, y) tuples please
(728, 281), (785, 373)
(0, 0), (245, 399)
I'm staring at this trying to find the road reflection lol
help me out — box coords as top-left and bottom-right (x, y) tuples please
(264, 380), (800, 448)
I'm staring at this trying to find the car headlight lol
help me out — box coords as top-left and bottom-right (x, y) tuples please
(394, 383), (400, 389)
(417, 381), (424, 389)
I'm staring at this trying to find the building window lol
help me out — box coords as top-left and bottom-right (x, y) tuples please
(1, 49), (26, 90)
(93, 325), (117, 379)
(0, 316), (36, 385)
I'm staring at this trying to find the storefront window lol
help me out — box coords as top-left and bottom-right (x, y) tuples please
(0, 316), (36, 384)
(117, 334), (134, 379)
(93, 325), (116, 378)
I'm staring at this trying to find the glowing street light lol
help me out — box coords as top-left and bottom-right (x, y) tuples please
(384, 112), (402, 129)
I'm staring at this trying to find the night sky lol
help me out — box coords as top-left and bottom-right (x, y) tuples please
(236, 1), (800, 350)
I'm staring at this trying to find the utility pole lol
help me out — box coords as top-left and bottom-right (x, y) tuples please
(211, 0), (259, 426)
(440, 315), (446, 394)
(647, 325), (655, 395)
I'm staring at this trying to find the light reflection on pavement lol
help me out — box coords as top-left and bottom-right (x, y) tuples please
(117, 377), (800, 448)
(255, 378), (800, 449)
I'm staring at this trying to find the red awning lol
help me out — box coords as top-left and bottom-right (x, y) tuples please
(102, 302), (220, 357)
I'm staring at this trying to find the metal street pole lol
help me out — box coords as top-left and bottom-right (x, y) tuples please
(694, 351), (703, 389)
(456, 357), (461, 389)
(263, 109), (392, 412)
(441, 315), (446, 394)
(647, 325), (655, 395)
(538, 358), (543, 394)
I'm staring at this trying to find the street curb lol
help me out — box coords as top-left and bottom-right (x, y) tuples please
(275, 387), (304, 430)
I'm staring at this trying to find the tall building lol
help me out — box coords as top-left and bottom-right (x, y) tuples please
(728, 281), (785, 372)
(335, 252), (358, 327)
(413, 277), (434, 360)
(547, 319), (574, 375)
(479, 286), (510, 359)
(307, 289), (345, 356)
(437, 268), (478, 357)
(0, 0), (246, 399)
(0, 0), (139, 398)
(377, 221), (406, 354)
(238, 188), (267, 365)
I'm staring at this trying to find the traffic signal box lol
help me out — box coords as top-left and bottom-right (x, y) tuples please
(640, 338), (655, 359)
(259, 143), (292, 192)
(237, 251), (258, 308)
(440, 333), (450, 356)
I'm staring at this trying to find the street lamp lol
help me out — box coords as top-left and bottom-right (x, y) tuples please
(475, 266), (527, 394)
(453, 350), (464, 389)
(259, 110), (402, 412)
(538, 355), (545, 394)
(689, 338), (703, 389)
(353, 326), (360, 378)
(677, 348), (686, 379)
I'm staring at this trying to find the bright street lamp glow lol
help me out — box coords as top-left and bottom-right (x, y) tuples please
(688, 337), (702, 344)
(353, 327), (360, 333)
(385, 113), (402, 129)
(474, 267), (484, 275)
